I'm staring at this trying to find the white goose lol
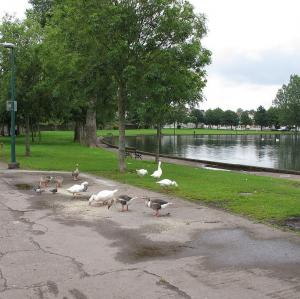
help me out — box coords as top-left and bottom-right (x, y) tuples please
(89, 189), (118, 206)
(136, 169), (148, 177)
(157, 179), (178, 187)
(67, 182), (88, 197)
(151, 161), (162, 179)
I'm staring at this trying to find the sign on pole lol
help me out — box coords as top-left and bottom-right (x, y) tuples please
(6, 101), (17, 112)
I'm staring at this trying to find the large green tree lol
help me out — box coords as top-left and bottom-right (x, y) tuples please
(273, 74), (300, 128)
(222, 110), (239, 129)
(190, 108), (205, 128)
(254, 106), (268, 130)
(240, 111), (252, 128)
(0, 15), (47, 156)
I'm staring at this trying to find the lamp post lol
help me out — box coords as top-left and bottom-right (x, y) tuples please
(1, 42), (19, 169)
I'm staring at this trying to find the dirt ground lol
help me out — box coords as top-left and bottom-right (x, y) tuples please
(0, 166), (299, 299)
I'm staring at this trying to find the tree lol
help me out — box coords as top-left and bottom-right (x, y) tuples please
(205, 108), (224, 128)
(267, 106), (280, 129)
(190, 108), (205, 128)
(273, 74), (300, 128)
(240, 111), (252, 128)
(0, 15), (47, 156)
(99, 0), (210, 168)
(254, 106), (268, 130)
(222, 110), (239, 129)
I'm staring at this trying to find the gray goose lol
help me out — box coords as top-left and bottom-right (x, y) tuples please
(145, 198), (173, 217)
(72, 164), (79, 181)
(108, 195), (136, 212)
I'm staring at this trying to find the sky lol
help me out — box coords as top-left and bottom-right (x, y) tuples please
(1, 0), (300, 111)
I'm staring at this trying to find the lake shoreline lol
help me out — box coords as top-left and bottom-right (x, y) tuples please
(100, 138), (300, 179)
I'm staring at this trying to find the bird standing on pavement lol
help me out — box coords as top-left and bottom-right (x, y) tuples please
(72, 164), (80, 181)
(89, 189), (118, 206)
(67, 181), (88, 198)
(53, 176), (64, 188)
(39, 175), (52, 188)
(33, 186), (45, 195)
(145, 198), (173, 217)
(108, 195), (136, 212)
(49, 187), (57, 194)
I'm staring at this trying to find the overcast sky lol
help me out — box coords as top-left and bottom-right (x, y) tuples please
(1, 0), (299, 111)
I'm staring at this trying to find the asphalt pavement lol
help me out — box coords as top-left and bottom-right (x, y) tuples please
(0, 168), (300, 299)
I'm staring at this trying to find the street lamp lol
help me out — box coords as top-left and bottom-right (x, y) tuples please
(1, 42), (19, 169)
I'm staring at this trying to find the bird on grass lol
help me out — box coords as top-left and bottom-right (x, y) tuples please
(67, 181), (88, 198)
(33, 186), (45, 195)
(145, 198), (173, 217)
(136, 169), (148, 177)
(151, 161), (162, 179)
(72, 164), (80, 181)
(157, 179), (178, 188)
(49, 187), (57, 194)
(108, 195), (137, 212)
(89, 189), (118, 206)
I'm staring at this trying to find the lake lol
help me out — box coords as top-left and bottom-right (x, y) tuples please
(107, 134), (300, 171)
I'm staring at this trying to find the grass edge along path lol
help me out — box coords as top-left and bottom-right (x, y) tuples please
(0, 131), (299, 232)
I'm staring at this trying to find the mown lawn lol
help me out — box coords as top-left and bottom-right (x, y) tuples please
(0, 131), (299, 229)
(98, 128), (290, 136)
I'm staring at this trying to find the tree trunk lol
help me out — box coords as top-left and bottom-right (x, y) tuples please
(74, 120), (85, 144)
(261, 125), (263, 131)
(25, 116), (30, 157)
(173, 122), (176, 136)
(85, 98), (97, 147)
(155, 124), (161, 163)
(118, 82), (126, 172)
(37, 123), (41, 143)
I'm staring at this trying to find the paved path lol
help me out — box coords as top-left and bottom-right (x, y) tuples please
(0, 169), (300, 299)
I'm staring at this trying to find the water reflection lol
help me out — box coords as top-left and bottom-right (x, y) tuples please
(107, 134), (300, 171)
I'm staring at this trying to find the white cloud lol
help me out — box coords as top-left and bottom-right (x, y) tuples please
(201, 74), (279, 111)
(190, 0), (300, 110)
(0, 0), (30, 19)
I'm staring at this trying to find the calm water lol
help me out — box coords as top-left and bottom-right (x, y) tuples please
(107, 134), (300, 171)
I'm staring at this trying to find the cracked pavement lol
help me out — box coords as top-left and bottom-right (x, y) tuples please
(0, 169), (300, 299)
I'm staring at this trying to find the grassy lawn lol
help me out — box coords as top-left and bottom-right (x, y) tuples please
(0, 131), (299, 230)
(98, 128), (290, 136)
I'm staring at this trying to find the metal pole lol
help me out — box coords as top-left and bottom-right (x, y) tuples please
(8, 47), (19, 169)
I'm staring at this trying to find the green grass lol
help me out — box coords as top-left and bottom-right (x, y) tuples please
(98, 128), (291, 136)
(0, 131), (299, 230)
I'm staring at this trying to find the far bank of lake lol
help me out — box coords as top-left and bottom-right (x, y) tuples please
(107, 134), (300, 171)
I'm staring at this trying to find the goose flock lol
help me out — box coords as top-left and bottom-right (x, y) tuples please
(33, 162), (175, 217)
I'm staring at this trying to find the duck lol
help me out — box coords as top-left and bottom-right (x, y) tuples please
(151, 161), (162, 179)
(49, 187), (57, 194)
(136, 169), (148, 177)
(108, 195), (137, 212)
(145, 198), (173, 217)
(39, 175), (52, 188)
(33, 186), (45, 195)
(67, 181), (88, 197)
(53, 175), (63, 188)
(72, 164), (80, 181)
(157, 179), (178, 187)
(275, 138), (280, 142)
(88, 189), (118, 206)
